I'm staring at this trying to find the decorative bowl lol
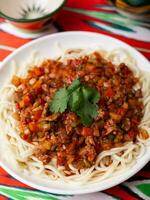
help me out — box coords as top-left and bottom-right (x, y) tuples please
(111, 0), (150, 22)
(0, 0), (66, 31)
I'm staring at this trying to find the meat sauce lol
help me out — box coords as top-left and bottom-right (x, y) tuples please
(12, 52), (144, 170)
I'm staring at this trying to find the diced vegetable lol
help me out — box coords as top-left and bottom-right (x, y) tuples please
(109, 112), (121, 121)
(29, 122), (38, 132)
(105, 88), (114, 98)
(81, 127), (93, 136)
(11, 75), (22, 86)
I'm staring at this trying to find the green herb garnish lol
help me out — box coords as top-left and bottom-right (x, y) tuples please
(49, 79), (100, 126)
(50, 87), (69, 113)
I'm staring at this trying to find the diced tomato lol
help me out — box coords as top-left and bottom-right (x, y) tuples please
(33, 80), (42, 94)
(117, 108), (126, 116)
(32, 110), (42, 120)
(86, 63), (96, 72)
(19, 100), (25, 108)
(23, 134), (29, 140)
(34, 67), (44, 76)
(23, 95), (31, 105)
(128, 130), (135, 139)
(16, 103), (20, 110)
(33, 80), (42, 89)
(105, 88), (114, 98)
(19, 95), (31, 108)
(81, 127), (93, 136)
(29, 122), (38, 132)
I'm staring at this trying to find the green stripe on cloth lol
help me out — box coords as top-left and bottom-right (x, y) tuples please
(0, 185), (60, 200)
(136, 183), (150, 197)
(123, 180), (150, 199)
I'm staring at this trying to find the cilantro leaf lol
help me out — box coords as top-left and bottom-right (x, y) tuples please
(82, 86), (100, 104)
(77, 101), (97, 126)
(50, 87), (69, 113)
(49, 78), (100, 126)
(69, 88), (82, 112)
(76, 87), (99, 126)
(67, 79), (80, 93)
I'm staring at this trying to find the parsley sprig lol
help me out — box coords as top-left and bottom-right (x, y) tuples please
(49, 79), (100, 126)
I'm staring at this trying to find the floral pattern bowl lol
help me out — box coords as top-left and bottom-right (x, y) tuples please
(0, 0), (66, 31)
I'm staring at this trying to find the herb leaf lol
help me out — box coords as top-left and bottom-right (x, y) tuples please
(50, 87), (69, 113)
(68, 79), (80, 93)
(77, 101), (97, 126)
(76, 86), (99, 126)
(82, 86), (100, 104)
(49, 79), (100, 126)
(69, 88), (82, 112)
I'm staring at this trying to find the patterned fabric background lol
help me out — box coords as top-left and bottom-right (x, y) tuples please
(0, 0), (150, 199)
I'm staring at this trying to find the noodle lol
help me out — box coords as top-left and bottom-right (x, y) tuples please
(0, 48), (150, 185)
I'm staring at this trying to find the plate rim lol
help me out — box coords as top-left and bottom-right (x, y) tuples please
(0, 31), (150, 195)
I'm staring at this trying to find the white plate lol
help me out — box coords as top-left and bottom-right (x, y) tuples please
(0, 31), (150, 195)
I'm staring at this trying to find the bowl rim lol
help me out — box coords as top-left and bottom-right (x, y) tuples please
(0, 0), (66, 23)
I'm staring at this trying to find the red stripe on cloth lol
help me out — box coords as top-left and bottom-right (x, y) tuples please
(57, 10), (150, 56)
(65, 0), (108, 9)
(0, 49), (11, 61)
(0, 195), (8, 200)
(0, 31), (31, 48)
(0, 168), (8, 176)
(65, 0), (116, 15)
(136, 171), (150, 178)
(0, 176), (31, 189)
(105, 186), (139, 200)
(139, 51), (150, 60)
(0, 18), (5, 23)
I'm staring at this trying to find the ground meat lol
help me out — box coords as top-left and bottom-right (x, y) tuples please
(12, 52), (144, 170)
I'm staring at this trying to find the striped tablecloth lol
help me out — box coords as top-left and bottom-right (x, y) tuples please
(0, 0), (150, 199)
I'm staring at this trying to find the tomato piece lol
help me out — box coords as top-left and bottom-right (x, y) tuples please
(86, 63), (96, 72)
(117, 108), (126, 116)
(32, 110), (42, 120)
(128, 130), (135, 139)
(23, 95), (31, 105)
(105, 88), (114, 98)
(81, 127), (93, 136)
(16, 103), (20, 110)
(29, 122), (38, 132)
(19, 95), (31, 108)
(33, 80), (42, 89)
(23, 134), (29, 141)
(34, 67), (44, 76)
(19, 100), (25, 108)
